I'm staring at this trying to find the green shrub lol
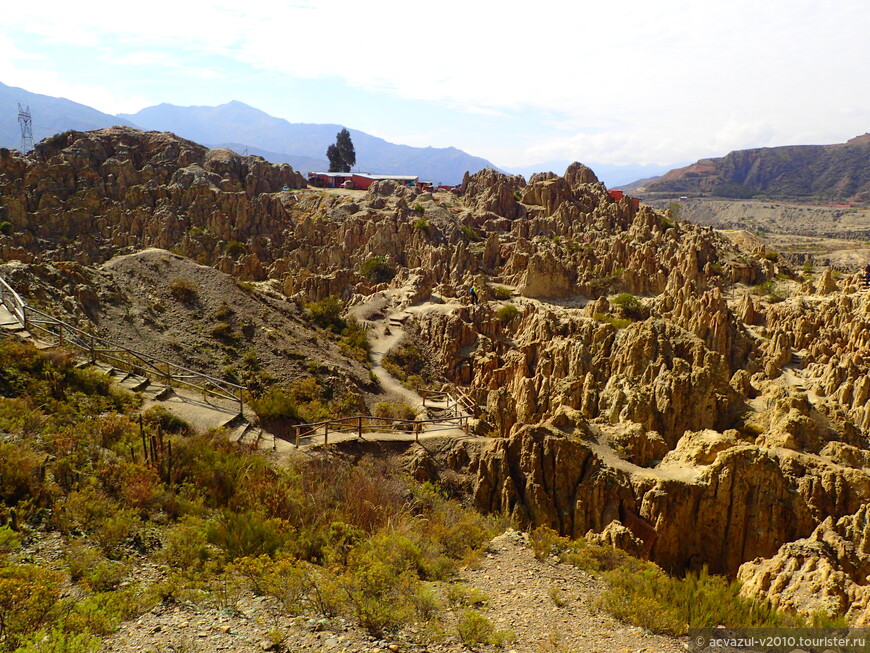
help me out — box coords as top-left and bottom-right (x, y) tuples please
(0, 222), (12, 236)
(251, 387), (300, 423)
(413, 218), (430, 232)
(206, 510), (291, 561)
(528, 525), (560, 561)
(306, 296), (346, 332)
(382, 341), (427, 382)
(231, 553), (313, 614)
(459, 225), (481, 241)
(210, 321), (237, 341)
(63, 587), (144, 636)
(763, 250), (779, 262)
(160, 516), (213, 575)
(0, 562), (64, 650)
(214, 303), (234, 321)
(492, 285), (512, 300)
(339, 318), (370, 363)
(359, 256), (396, 284)
(456, 609), (512, 647)
(527, 528), (810, 636)
(373, 401), (416, 421)
(224, 240), (247, 258)
(446, 583), (490, 609)
(168, 277), (197, 303)
(496, 304), (519, 323)
(751, 280), (776, 296)
(600, 564), (796, 636)
(142, 405), (191, 435)
(341, 533), (426, 636)
(592, 312), (633, 329)
(83, 558), (130, 593)
(12, 627), (101, 653)
(0, 526), (20, 556)
(611, 293), (643, 319)
(92, 508), (140, 558)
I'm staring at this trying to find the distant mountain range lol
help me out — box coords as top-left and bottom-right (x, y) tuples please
(628, 134), (870, 204)
(0, 81), (136, 147)
(0, 82), (498, 184)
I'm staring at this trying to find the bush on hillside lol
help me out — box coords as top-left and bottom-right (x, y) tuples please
(168, 277), (198, 303)
(359, 256), (396, 284)
(306, 296), (346, 332)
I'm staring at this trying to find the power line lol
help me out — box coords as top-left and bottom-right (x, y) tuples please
(17, 104), (33, 153)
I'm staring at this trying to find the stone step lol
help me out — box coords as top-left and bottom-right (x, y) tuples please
(239, 427), (262, 448)
(139, 383), (170, 401)
(228, 421), (251, 444)
(118, 374), (151, 392)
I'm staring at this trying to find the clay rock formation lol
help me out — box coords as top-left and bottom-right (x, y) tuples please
(472, 424), (826, 576)
(738, 505), (870, 623)
(0, 127), (305, 277)
(460, 168), (525, 220)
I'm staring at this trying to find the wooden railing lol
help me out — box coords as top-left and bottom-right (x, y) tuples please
(0, 276), (26, 327)
(292, 413), (471, 447)
(419, 388), (481, 418)
(0, 279), (246, 412)
(23, 306), (246, 411)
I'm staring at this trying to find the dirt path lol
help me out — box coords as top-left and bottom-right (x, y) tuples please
(587, 433), (703, 484)
(349, 286), (471, 427)
(367, 309), (427, 412)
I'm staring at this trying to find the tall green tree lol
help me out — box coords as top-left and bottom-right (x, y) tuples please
(327, 144), (344, 173)
(327, 128), (356, 173)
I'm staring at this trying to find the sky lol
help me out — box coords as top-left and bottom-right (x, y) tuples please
(1, 0), (868, 169)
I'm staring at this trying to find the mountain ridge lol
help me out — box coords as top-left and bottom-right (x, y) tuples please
(0, 84), (498, 184)
(0, 80), (136, 147)
(633, 134), (870, 203)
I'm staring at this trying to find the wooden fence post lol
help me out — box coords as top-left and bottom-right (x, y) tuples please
(167, 439), (173, 489)
(324, 423), (328, 445)
(357, 416), (362, 439)
(140, 415), (148, 463)
(295, 426), (300, 448)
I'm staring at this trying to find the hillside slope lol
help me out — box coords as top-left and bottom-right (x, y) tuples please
(635, 134), (870, 203)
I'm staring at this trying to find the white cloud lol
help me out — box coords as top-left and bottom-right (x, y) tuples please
(2, 0), (869, 163)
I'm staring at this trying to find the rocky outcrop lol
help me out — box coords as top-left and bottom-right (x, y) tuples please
(472, 425), (828, 576)
(738, 505), (870, 622)
(460, 168), (525, 220)
(0, 127), (305, 277)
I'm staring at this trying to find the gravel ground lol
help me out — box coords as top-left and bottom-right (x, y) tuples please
(100, 530), (683, 653)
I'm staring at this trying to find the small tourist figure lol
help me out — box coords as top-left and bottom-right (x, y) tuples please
(469, 284), (479, 306)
